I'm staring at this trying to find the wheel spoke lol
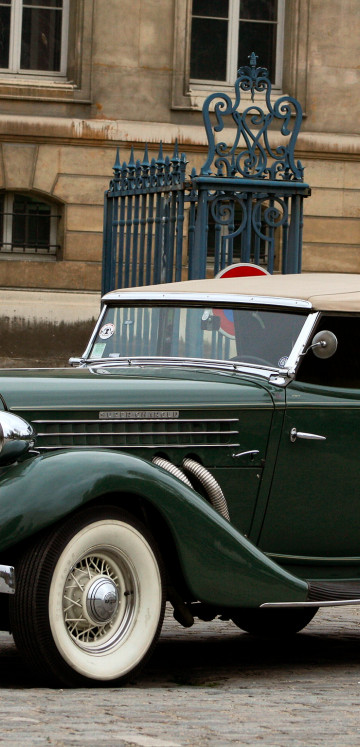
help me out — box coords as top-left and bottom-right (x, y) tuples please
(85, 557), (92, 578)
(63, 594), (82, 609)
(62, 549), (137, 649)
(70, 571), (85, 591)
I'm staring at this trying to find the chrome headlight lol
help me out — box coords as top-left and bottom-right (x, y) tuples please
(0, 411), (35, 465)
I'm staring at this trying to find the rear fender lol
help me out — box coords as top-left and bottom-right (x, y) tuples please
(0, 450), (307, 607)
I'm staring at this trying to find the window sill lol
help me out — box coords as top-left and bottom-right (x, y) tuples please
(0, 253), (57, 261)
(172, 82), (307, 118)
(0, 75), (91, 104)
(195, 82), (282, 109)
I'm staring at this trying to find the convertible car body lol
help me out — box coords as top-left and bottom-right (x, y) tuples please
(0, 272), (359, 686)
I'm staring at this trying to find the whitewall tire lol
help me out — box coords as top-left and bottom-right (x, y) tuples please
(10, 507), (166, 686)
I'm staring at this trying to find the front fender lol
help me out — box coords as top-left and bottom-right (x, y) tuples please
(0, 450), (308, 607)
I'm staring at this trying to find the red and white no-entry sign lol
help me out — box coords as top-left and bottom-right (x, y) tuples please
(213, 264), (269, 338)
(215, 263), (269, 279)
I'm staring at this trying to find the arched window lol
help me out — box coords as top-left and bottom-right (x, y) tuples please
(0, 192), (61, 259)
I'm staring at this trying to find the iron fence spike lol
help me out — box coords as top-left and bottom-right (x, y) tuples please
(143, 143), (150, 167)
(157, 141), (164, 164)
(128, 145), (136, 168)
(172, 139), (179, 159)
(113, 147), (121, 174)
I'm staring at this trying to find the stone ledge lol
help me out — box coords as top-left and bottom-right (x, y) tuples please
(0, 114), (359, 159)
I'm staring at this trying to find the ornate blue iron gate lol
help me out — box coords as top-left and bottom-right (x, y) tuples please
(101, 143), (187, 295)
(102, 54), (310, 295)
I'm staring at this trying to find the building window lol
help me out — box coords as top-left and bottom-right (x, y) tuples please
(190, 0), (284, 87)
(0, 192), (61, 259)
(0, 0), (69, 76)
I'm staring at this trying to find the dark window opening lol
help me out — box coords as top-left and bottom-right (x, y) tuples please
(0, 192), (60, 258)
(0, 0), (67, 74)
(21, 2), (63, 72)
(296, 316), (360, 389)
(190, 0), (280, 84)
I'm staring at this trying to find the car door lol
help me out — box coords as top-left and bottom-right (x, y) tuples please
(258, 315), (360, 558)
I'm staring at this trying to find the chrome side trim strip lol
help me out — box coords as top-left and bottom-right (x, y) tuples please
(32, 418), (240, 425)
(261, 599), (360, 608)
(0, 564), (15, 595)
(266, 553), (360, 566)
(36, 430), (240, 437)
(37, 442), (241, 451)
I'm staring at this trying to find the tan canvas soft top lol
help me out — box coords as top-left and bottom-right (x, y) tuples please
(104, 273), (360, 312)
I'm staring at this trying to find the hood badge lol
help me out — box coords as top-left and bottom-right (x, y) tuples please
(99, 410), (179, 420)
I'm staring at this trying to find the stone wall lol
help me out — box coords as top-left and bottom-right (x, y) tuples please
(0, 0), (358, 292)
(0, 290), (99, 368)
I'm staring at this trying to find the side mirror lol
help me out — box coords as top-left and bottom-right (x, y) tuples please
(311, 330), (338, 359)
(0, 412), (35, 465)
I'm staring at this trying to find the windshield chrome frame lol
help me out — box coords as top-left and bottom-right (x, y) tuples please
(82, 303), (108, 361)
(86, 355), (285, 381)
(285, 312), (320, 376)
(80, 294), (316, 384)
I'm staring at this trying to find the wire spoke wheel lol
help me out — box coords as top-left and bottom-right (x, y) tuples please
(10, 507), (166, 686)
(61, 549), (136, 649)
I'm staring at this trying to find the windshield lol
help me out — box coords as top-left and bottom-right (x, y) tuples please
(88, 305), (307, 369)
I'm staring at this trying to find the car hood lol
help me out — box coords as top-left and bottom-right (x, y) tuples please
(0, 365), (275, 412)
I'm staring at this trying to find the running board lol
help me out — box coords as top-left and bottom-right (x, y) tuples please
(261, 580), (360, 608)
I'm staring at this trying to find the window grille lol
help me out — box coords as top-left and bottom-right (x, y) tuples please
(0, 192), (60, 258)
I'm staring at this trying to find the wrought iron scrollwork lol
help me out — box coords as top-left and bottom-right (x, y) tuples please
(210, 193), (247, 237)
(201, 52), (304, 181)
(252, 196), (288, 236)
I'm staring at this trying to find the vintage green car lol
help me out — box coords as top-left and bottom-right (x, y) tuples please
(0, 272), (359, 686)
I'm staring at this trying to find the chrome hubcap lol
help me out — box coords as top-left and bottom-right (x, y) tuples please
(86, 576), (119, 624)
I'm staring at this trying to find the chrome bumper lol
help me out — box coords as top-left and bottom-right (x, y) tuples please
(0, 564), (15, 594)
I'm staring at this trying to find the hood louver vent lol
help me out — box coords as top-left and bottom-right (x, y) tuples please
(32, 416), (240, 452)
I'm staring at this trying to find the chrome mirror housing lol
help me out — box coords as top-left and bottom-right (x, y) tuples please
(0, 411), (35, 465)
(311, 330), (338, 359)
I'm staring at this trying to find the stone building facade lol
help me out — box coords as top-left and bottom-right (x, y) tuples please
(0, 0), (358, 294)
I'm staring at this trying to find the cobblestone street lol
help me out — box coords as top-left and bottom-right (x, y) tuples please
(1, 605), (360, 746)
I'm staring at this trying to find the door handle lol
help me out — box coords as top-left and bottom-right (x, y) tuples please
(290, 427), (326, 443)
(232, 449), (260, 459)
